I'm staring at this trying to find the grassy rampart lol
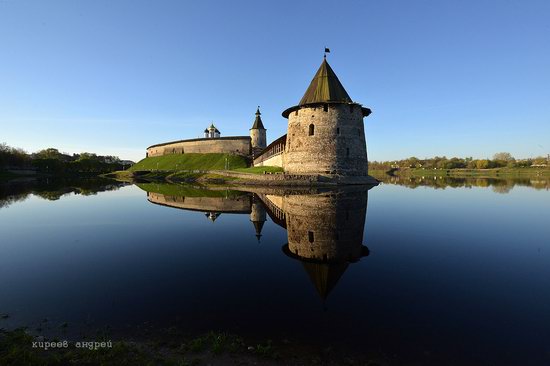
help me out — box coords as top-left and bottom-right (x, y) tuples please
(129, 153), (248, 172)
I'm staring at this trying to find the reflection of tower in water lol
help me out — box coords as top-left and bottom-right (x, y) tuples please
(271, 189), (370, 299)
(250, 196), (267, 242)
(144, 186), (369, 298)
(205, 212), (221, 222)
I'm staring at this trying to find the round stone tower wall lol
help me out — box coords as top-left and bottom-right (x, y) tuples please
(284, 103), (368, 176)
(250, 128), (267, 151)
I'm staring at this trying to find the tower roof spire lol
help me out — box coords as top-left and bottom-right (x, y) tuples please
(250, 106), (265, 130)
(299, 58), (352, 106)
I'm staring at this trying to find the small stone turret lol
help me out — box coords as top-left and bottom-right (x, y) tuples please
(282, 57), (372, 176)
(250, 195), (266, 242)
(250, 107), (267, 157)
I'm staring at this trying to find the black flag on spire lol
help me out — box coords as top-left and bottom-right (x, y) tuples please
(324, 47), (330, 53)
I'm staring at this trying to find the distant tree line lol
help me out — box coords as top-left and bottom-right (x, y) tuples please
(369, 152), (549, 171)
(0, 143), (130, 174)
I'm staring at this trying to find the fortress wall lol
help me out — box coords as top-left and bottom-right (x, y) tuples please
(148, 192), (252, 213)
(254, 153), (283, 168)
(284, 104), (368, 176)
(252, 134), (286, 168)
(147, 137), (251, 157)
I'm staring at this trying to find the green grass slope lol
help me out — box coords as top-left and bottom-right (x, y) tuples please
(129, 153), (248, 171)
(233, 166), (284, 174)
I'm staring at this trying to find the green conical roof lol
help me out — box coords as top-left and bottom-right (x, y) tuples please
(299, 58), (352, 105)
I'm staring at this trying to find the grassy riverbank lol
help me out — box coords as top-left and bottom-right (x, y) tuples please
(233, 166), (284, 174)
(0, 328), (282, 366)
(0, 327), (395, 366)
(130, 153), (249, 172)
(370, 167), (550, 180)
(104, 170), (239, 185)
(104, 154), (284, 184)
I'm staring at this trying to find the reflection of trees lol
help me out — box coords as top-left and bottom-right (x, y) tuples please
(0, 178), (127, 208)
(0, 192), (30, 209)
(376, 175), (549, 193)
(492, 185), (513, 194)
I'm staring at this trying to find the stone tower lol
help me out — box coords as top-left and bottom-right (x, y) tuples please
(250, 107), (267, 157)
(281, 189), (370, 299)
(282, 57), (372, 176)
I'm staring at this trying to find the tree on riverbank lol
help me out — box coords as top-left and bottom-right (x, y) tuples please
(369, 152), (548, 171)
(0, 143), (131, 174)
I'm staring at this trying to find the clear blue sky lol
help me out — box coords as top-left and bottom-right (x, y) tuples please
(1, 0), (549, 162)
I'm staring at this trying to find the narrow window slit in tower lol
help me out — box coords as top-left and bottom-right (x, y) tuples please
(346, 148), (350, 157)
(337, 127), (340, 135)
(308, 231), (314, 243)
(323, 103), (328, 112)
(309, 124), (315, 136)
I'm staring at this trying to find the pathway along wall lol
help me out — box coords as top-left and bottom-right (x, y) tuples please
(147, 137), (251, 157)
(284, 103), (368, 176)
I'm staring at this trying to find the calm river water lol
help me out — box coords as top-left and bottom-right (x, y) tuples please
(1, 177), (549, 365)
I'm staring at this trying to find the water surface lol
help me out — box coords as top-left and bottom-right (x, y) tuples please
(1, 177), (549, 365)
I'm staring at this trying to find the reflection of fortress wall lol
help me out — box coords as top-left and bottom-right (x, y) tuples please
(148, 192), (251, 213)
(283, 191), (368, 262)
(146, 137), (251, 158)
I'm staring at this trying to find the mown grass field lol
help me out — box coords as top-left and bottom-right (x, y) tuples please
(129, 153), (249, 172)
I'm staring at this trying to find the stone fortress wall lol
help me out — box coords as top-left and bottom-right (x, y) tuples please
(254, 153), (284, 168)
(147, 136), (251, 158)
(284, 103), (368, 176)
(253, 134), (286, 168)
